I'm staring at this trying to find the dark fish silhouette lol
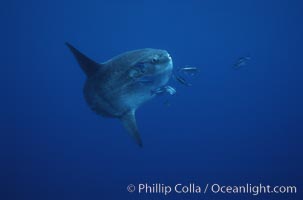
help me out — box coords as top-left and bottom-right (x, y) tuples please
(234, 56), (251, 69)
(178, 66), (199, 76)
(173, 74), (192, 86)
(151, 85), (176, 96)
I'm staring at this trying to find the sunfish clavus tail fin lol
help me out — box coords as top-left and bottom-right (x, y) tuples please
(120, 111), (143, 147)
(65, 42), (101, 77)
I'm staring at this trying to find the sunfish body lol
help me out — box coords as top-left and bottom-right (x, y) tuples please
(66, 43), (173, 147)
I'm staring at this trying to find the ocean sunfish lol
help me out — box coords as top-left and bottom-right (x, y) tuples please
(66, 43), (173, 147)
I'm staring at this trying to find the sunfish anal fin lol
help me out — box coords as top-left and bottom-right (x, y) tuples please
(120, 111), (143, 147)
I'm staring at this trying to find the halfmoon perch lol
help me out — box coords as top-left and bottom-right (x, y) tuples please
(66, 43), (173, 147)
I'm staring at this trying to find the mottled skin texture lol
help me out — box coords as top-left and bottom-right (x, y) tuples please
(66, 44), (173, 146)
(85, 49), (173, 117)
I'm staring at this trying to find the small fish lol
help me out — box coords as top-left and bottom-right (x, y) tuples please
(178, 66), (199, 76)
(151, 85), (176, 96)
(234, 56), (251, 69)
(151, 87), (165, 95)
(164, 86), (176, 95)
(173, 74), (192, 86)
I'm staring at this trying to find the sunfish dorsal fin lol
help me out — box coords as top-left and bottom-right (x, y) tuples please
(66, 42), (101, 77)
(120, 111), (143, 147)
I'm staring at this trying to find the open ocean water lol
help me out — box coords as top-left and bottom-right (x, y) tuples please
(2, 0), (303, 199)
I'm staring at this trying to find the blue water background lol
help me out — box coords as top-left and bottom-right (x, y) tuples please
(2, 0), (303, 199)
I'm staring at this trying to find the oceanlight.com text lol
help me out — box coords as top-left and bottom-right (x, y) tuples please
(127, 183), (297, 196)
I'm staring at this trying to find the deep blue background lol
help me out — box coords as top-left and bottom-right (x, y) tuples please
(2, 0), (303, 199)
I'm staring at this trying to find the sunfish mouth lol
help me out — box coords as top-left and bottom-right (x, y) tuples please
(149, 50), (172, 68)
(157, 52), (173, 73)
(159, 51), (172, 64)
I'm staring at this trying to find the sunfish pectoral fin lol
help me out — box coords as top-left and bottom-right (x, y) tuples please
(120, 111), (143, 147)
(65, 42), (102, 77)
